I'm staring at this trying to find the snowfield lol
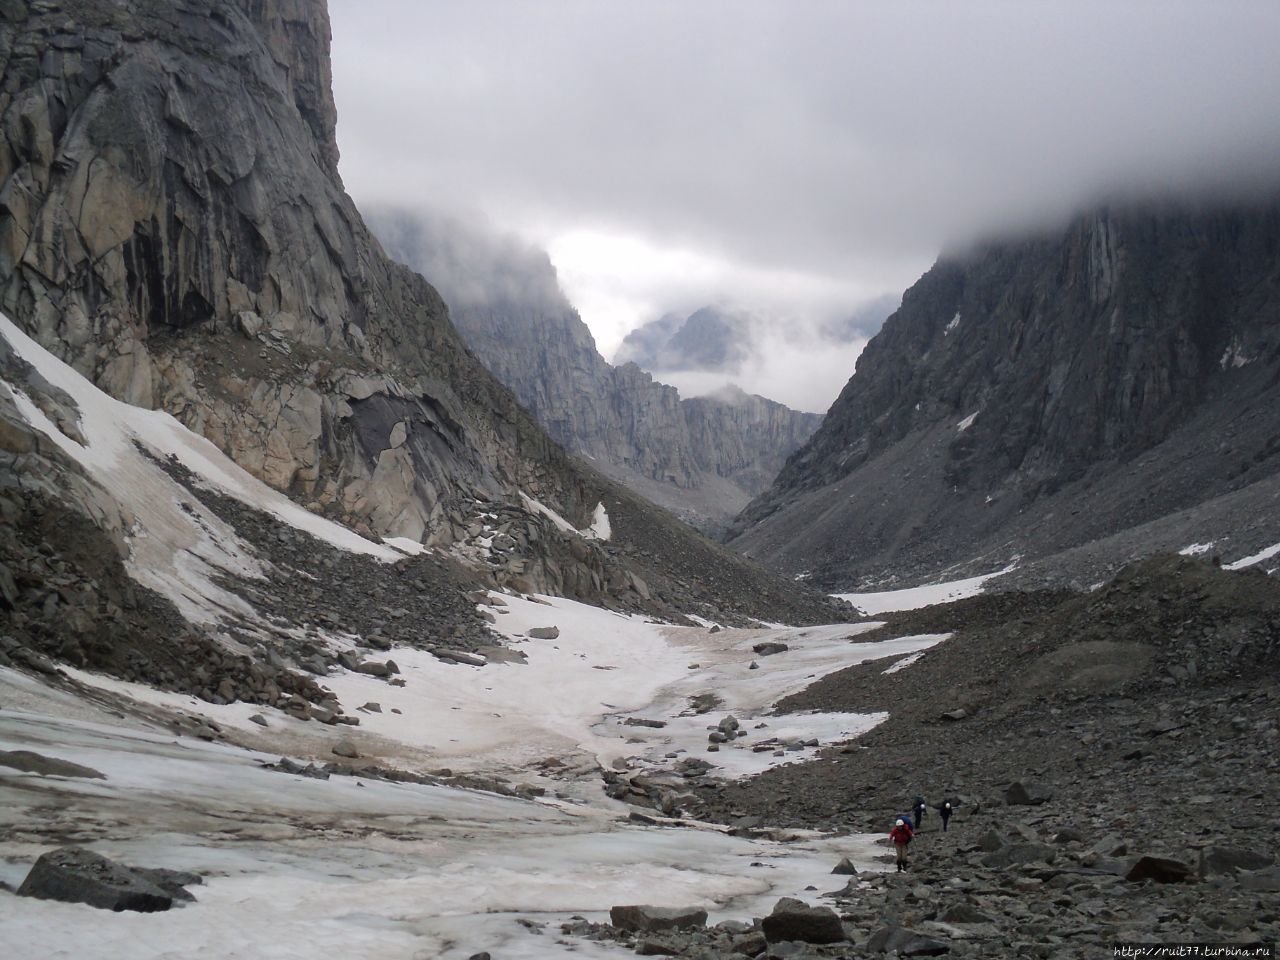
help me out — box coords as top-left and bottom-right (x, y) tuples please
(0, 597), (931, 959)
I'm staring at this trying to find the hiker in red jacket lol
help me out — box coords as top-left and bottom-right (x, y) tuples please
(889, 817), (914, 871)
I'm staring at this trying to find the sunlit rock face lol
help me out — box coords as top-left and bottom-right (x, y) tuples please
(732, 201), (1280, 588)
(0, 0), (594, 542)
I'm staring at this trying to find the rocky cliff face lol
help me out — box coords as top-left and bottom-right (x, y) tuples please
(732, 200), (1280, 587)
(369, 208), (823, 532)
(0, 0), (849, 628)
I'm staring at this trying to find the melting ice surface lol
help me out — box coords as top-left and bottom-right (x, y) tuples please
(0, 593), (945, 960)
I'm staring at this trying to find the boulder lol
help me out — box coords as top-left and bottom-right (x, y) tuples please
(981, 842), (1057, 869)
(1126, 856), (1195, 884)
(609, 904), (708, 934)
(1199, 846), (1275, 876)
(977, 829), (1006, 852)
(752, 641), (789, 656)
(528, 626), (560, 640)
(331, 739), (360, 759)
(0, 750), (106, 779)
(867, 926), (950, 955)
(16, 847), (198, 912)
(940, 903), (993, 924)
(435, 649), (487, 667)
(760, 897), (846, 944)
(1004, 781), (1053, 805)
(831, 857), (859, 875)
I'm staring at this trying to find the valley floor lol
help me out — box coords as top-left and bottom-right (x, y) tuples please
(1, 596), (934, 959)
(3, 560), (1277, 958)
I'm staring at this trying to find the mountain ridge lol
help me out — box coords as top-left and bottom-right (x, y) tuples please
(731, 199), (1280, 588)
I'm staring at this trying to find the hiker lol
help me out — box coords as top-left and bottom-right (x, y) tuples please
(890, 817), (914, 871)
(912, 795), (928, 830)
(933, 797), (957, 832)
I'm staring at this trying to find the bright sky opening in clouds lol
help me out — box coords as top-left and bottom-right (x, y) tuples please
(330, 0), (1280, 402)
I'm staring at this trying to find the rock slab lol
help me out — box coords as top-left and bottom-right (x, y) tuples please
(16, 847), (199, 912)
(609, 904), (708, 934)
(760, 898), (846, 944)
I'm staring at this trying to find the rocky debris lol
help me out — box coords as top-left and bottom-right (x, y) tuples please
(527, 626), (560, 640)
(0, 750), (106, 780)
(609, 905), (708, 934)
(760, 897), (846, 944)
(0, 489), (334, 714)
(624, 717), (668, 729)
(680, 558), (1280, 955)
(17, 847), (200, 912)
(431, 648), (487, 667)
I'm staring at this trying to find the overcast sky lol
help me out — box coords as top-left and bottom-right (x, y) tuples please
(330, 1), (1280, 404)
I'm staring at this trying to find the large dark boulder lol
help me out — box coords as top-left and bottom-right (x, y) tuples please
(1126, 856), (1195, 884)
(16, 847), (200, 912)
(1200, 846), (1275, 876)
(867, 926), (951, 955)
(1004, 781), (1053, 805)
(760, 897), (846, 944)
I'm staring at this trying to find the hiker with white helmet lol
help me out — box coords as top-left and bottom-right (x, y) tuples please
(889, 817), (914, 871)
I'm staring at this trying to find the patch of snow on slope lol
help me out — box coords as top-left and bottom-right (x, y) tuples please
(835, 562), (1017, 615)
(956, 411), (978, 431)
(945, 312), (960, 334)
(519, 493), (610, 540)
(0, 313), (399, 622)
(382, 536), (426, 555)
(586, 501), (611, 540)
(1179, 541), (1216, 556)
(1225, 541), (1280, 571)
(883, 652), (925, 674)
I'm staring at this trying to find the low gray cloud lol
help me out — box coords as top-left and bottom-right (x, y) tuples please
(333, 2), (1280, 276)
(330, 1), (1280, 410)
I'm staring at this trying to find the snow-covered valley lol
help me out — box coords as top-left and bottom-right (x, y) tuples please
(1, 592), (946, 959)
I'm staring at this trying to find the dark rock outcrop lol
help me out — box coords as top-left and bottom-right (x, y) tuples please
(760, 897), (846, 944)
(17, 847), (200, 912)
(731, 200), (1280, 587)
